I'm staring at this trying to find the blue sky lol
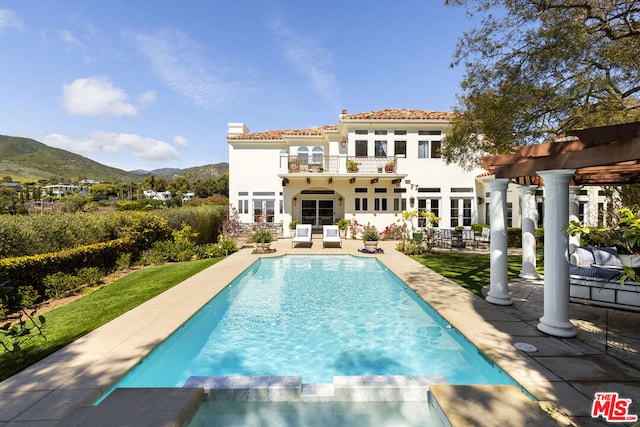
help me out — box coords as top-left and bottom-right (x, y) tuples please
(1, 1), (474, 172)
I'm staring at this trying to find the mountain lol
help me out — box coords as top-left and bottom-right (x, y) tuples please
(0, 134), (229, 183)
(0, 135), (142, 182)
(129, 163), (229, 179)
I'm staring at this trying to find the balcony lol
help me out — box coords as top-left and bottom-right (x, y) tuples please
(286, 155), (400, 175)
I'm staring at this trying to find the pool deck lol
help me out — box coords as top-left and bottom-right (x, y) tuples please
(1, 237), (639, 426)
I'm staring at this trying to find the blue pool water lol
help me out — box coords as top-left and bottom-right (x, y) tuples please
(113, 255), (516, 388)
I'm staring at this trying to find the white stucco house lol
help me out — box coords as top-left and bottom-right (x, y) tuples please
(227, 108), (610, 237)
(143, 190), (172, 201)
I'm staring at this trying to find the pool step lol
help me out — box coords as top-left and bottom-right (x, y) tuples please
(184, 375), (448, 402)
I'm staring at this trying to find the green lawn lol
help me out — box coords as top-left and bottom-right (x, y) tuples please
(410, 251), (544, 297)
(0, 257), (223, 381)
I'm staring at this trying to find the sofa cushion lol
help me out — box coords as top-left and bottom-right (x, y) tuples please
(590, 246), (623, 267)
(572, 247), (595, 266)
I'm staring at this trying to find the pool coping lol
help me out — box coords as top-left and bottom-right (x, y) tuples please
(1, 238), (638, 426)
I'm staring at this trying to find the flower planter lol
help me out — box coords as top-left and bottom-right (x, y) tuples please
(385, 166), (394, 173)
(364, 241), (379, 251)
(619, 254), (640, 268)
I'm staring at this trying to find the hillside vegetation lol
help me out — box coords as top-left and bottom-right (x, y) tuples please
(0, 135), (229, 182)
(0, 135), (141, 182)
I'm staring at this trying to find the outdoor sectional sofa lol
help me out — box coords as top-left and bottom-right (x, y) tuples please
(569, 246), (640, 312)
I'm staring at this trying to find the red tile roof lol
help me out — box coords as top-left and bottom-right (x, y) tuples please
(342, 109), (455, 121)
(227, 109), (452, 141)
(228, 126), (336, 140)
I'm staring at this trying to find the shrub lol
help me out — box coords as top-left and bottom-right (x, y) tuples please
(152, 205), (225, 245)
(380, 223), (403, 240)
(16, 286), (39, 309)
(507, 228), (522, 247)
(115, 253), (132, 271)
(0, 299), (7, 320)
(77, 267), (103, 287)
(472, 224), (489, 233)
(215, 235), (238, 256)
(396, 240), (423, 255)
(43, 272), (80, 300)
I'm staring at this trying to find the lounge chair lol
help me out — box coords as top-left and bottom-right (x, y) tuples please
(292, 224), (312, 248)
(322, 225), (342, 248)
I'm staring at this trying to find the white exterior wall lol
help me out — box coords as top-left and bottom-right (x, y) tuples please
(229, 141), (287, 226)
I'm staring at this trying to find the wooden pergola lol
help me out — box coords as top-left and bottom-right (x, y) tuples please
(479, 121), (640, 185)
(476, 121), (640, 337)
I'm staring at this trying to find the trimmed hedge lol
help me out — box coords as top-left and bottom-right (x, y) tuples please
(0, 214), (172, 310)
(0, 237), (137, 307)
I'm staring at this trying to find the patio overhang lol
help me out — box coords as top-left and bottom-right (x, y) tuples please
(479, 122), (640, 186)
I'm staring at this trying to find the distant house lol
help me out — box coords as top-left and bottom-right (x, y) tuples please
(79, 179), (101, 185)
(42, 184), (79, 197)
(182, 192), (195, 202)
(143, 190), (172, 201)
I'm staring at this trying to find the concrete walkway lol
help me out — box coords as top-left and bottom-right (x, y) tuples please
(0, 237), (638, 426)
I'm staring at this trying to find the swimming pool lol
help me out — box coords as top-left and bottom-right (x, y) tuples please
(109, 255), (516, 389)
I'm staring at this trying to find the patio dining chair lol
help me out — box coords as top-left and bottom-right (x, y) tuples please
(439, 228), (452, 249)
(475, 227), (490, 249)
(462, 229), (476, 249)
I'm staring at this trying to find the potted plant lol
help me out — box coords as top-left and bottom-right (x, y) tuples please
(336, 218), (351, 238)
(289, 157), (300, 172)
(617, 208), (640, 269)
(385, 161), (395, 173)
(346, 160), (359, 172)
(362, 226), (380, 251)
(250, 228), (274, 253)
(289, 220), (299, 230)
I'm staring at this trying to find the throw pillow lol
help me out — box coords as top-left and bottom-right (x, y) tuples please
(590, 246), (623, 267)
(572, 247), (595, 266)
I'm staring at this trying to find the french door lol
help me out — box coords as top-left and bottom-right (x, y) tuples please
(301, 199), (334, 227)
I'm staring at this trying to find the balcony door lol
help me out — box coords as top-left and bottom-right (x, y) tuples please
(301, 199), (334, 227)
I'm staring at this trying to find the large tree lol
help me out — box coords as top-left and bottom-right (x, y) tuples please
(444, 0), (640, 169)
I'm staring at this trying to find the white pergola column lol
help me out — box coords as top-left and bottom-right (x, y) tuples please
(484, 178), (512, 305)
(568, 186), (581, 253)
(519, 185), (540, 279)
(537, 169), (577, 338)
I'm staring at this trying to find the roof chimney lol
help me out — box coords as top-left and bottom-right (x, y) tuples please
(227, 123), (249, 136)
(341, 109), (348, 115)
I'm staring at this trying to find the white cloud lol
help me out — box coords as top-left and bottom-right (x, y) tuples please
(0, 8), (23, 32)
(127, 30), (240, 109)
(173, 135), (189, 147)
(44, 131), (180, 163)
(62, 77), (139, 117)
(268, 18), (340, 107)
(62, 76), (156, 118)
